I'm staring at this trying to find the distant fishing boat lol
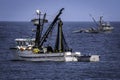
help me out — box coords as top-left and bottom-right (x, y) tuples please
(73, 15), (114, 33)
(11, 8), (99, 62)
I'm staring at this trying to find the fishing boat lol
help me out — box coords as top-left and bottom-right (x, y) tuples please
(73, 16), (114, 33)
(13, 8), (99, 62)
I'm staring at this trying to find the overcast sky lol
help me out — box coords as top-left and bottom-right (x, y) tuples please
(0, 0), (120, 21)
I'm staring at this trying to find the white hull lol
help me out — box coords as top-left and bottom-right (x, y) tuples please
(14, 51), (100, 62)
(102, 27), (114, 31)
(15, 51), (79, 62)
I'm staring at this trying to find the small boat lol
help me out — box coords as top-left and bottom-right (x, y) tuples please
(12, 8), (99, 62)
(73, 16), (114, 34)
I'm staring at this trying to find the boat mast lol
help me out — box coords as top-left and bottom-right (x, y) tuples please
(34, 10), (41, 48)
(54, 18), (70, 52)
(40, 13), (46, 37)
(54, 19), (63, 52)
(99, 16), (103, 30)
(32, 10), (47, 48)
(39, 8), (64, 48)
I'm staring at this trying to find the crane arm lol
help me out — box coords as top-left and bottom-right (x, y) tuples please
(39, 8), (64, 48)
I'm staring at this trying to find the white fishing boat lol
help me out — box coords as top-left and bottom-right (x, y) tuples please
(73, 16), (114, 34)
(99, 16), (114, 32)
(13, 8), (99, 62)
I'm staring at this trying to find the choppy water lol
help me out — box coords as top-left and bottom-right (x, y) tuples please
(0, 21), (120, 80)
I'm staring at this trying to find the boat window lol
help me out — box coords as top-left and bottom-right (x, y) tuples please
(23, 41), (26, 46)
(25, 42), (29, 46)
(16, 40), (35, 46)
(21, 41), (23, 46)
(19, 41), (21, 46)
(16, 41), (19, 45)
(28, 41), (31, 45)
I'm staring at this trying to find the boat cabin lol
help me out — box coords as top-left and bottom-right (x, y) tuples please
(15, 38), (35, 50)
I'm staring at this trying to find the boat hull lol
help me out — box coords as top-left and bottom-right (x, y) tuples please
(14, 51), (100, 62)
(102, 27), (114, 31)
(15, 51), (78, 62)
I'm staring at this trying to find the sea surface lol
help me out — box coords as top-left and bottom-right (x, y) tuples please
(0, 21), (120, 80)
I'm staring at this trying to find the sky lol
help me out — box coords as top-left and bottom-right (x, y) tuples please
(0, 0), (120, 21)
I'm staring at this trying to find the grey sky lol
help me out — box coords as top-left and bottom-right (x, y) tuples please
(0, 0), (119, 21)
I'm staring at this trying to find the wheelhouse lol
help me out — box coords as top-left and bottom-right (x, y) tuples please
(15, 38), (35, 47)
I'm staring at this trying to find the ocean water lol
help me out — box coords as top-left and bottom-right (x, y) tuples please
(0, 21), (120, 80)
